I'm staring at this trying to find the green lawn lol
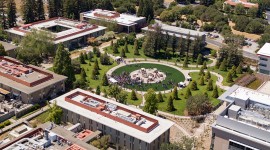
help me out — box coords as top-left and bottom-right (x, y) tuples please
(158, 72), (223, 116)
(105, 44), (213, 65)
(29, 110), (50, 126)
(126, 93), (143, 106)
(208, 67), (242, 86)
(112, 63), (185, 91)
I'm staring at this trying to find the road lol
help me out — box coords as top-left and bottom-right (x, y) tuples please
(206, 38), (258, 60)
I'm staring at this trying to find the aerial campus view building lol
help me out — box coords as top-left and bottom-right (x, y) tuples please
(223, 0), (258, 9)
(52, 88), (174, 150)
(5, 17), (106, 49)
(141, 23), (206, 43)
(211, 85), (270, 150)
(257, 43), (270, 75)
(0, 56), (67, 104)
(80, 9), (147, 33)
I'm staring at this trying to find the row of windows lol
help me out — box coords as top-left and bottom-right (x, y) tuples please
(259, 63), (267, 67)
(259, 57), (268, 61)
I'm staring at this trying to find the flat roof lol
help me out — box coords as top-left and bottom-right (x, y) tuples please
(229, 105), (241, 112)
(224, 0), (258, 8)
(257, 43), (270, 57)
(0, 56), (67, 94)
(52, 88), (174, 143)
(142, 23), (205, 37)
(82, 9), (146, 26)
(5, 17), (106, 44)
(0, 41), (17, 51)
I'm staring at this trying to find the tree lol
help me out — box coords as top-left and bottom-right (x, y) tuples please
(185, 87), (192, 99)
(138, 0), (154, 21)
(0, 44), (7, 56)
(172, 86), (178, 100)
(48, 0), (63, 18)
(102, 74), (109, 86)
(183, 56), (188, 68)
(230, 65), (237, 77)
(91, 135), (111, 150)
(215, 59), (220, 69)
(190, 81), (198, 91)
(134, 39), (139, 55)
(207, 79), (213, 91)
(94, 59), (100, 70)
(199, 75), (204, 86)
(247, 7), (258, 18)
(143, 89), (158, 114)
(107, 85), (127, 103)
(212, 85), (219, 98)
(53, 43), (75, 89)
(197, 54), (203, 65)
(22, 0), (35, 23)
(17, 30), (54, 65)
(6, 0), (17, 28)
(120, 48), (126, 58)
(186, 94), (212, 116)
(236, 63), (243, 74)
(205, 70), (211, 80)
(199, 66), (205, 76)
(80, 68), (87, 82)
(234, 3), (246, 15)
(100, 52), (111, 65)
(157, 92), (164, 102)
(202, 61), (207, 69)
(226, 71), (233, 83)
(113, 45), (119, 54)
(117, 91), (128, 104)
(36, 0), (45, 21)
(171, 34), (177, 56)
(124, 41), (129, 53)
(96, 85), (101, 95)
(79, 53), (86, 64)
(219, 59), (227, 71)
(46, 101), (63, 124)
(131, 89), (138, 100)
(166, 96), (175, 112)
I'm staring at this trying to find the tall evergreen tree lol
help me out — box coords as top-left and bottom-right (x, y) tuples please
(199, 66), (205, 76)
(96, 85), (101, 95)
(205, 70), (211, 80)
(102, 74), (109, 86)
(207, 79), (213, 91)
(124, 41), (129, 53)
(134, 39), (139, 55)
(143, 89), (158, 114)
(79, 53), (86, 64)
(212, 85), (219, 98)
(22, 0), (35, 23)
(185, 87), (192, 99)
(53, 43), (75, 89)
(137, 0), (143, 16)
(0, 0), (8, 29)
(166, 96), (175, 112)
(120, 48), (126, 58)
(171, 34), (177, 56)
(236, 63), (243, 74)
(172, 86), (178, 100)
(219, 59), (227, 71)
(0, 44), (7, 56)
(199, 75), (205, 86)
(36, 0), (45, 21)
(197, 54), (203, 65)
(157, 92), (164, 102)
(131, 90), (138, 100)
(190, 81), (198, 91)
(226, 71), (233, 83)
(48, 0), (63, 18)
(183, 56), (188, 68)
(80, 68), (87, 82)
(6, 0), (17, 28)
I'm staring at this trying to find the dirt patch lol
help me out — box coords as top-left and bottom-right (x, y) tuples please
(164, 0), (174, 3)
(229, 21), (261, 41)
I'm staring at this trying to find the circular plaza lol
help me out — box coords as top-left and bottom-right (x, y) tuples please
(107, 62), (187, 92)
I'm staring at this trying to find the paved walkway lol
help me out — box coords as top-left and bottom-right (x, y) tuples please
(0, 106), (49, 134)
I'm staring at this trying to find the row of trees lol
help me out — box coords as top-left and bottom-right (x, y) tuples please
(142, 24), (204, 61)
(0, 0), (16, 28)
(22, 0), (45, 24)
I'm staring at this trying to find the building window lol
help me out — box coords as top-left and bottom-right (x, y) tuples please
(259, 57), (268, 61)
(259, 63), (267, 67)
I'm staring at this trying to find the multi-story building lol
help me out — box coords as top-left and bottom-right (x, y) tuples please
(53, 88), (174, 150)
(5, 17), (106, 50)
(80, 9), (146, 33)
(0, 41), (17, 58)
(257, 43), (270, 75)
(142, 23), (206, 43)
(0, 56), (67, 104)
(211, 85), (270, 150)
(224, 0), (258, 9)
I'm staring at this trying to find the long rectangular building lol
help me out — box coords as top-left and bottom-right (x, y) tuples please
(80, 9), (146, 33)
(211, 85), (270, 150)
(53, 88), (174, 150)
(0, 56), (67, 104)
(5, 17), (106, 50)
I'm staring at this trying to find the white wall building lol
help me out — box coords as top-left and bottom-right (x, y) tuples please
(52, 88), (174, 150)
(257, 43), (270, 75)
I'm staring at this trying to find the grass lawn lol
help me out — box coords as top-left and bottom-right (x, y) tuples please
(112, 63), (185, 91)
(158, 72), (223, 116)
(126, 93), (143, 106)
(208, 67), (242, 86)
(246, 79), (263, 90)
(105, 44), (213, 65)
(29, 111), (50, 126)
